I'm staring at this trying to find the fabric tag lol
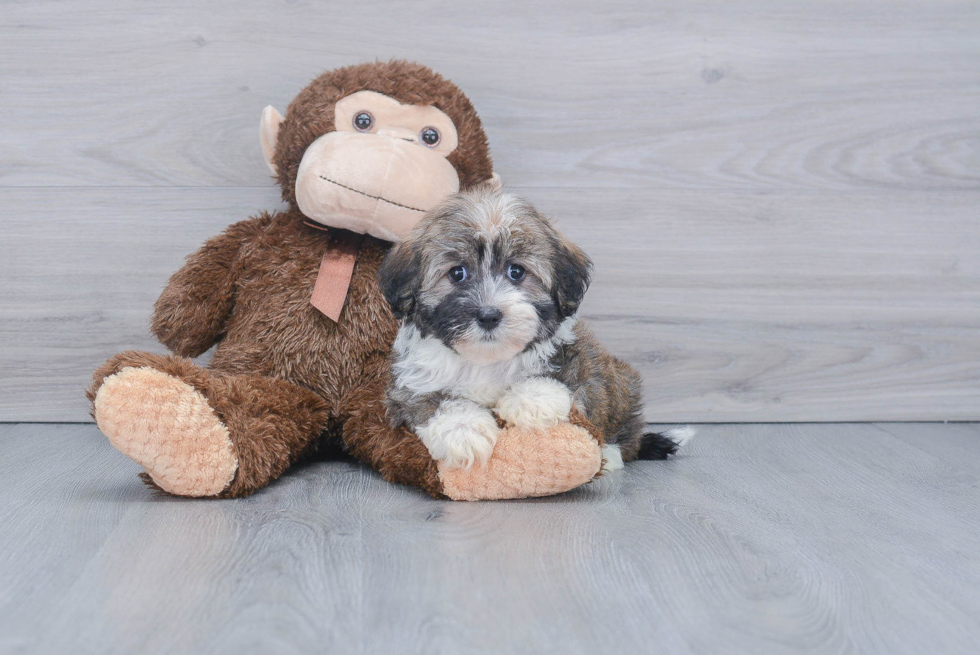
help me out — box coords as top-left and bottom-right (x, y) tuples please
(310, 228), (364, 322)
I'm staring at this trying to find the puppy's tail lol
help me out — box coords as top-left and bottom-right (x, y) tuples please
(637, 426), (696, 460)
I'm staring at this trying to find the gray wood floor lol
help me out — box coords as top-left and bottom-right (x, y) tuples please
(2, 1), (978, 422)
(2, 422), (979, 655)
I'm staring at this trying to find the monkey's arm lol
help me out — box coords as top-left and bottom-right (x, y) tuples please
(151, 216), (264, 357)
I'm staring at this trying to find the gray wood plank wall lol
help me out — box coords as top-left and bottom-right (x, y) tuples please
(1, 0), (978, 422)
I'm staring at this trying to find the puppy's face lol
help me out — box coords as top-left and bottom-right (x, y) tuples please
(379, 187), (593, 365)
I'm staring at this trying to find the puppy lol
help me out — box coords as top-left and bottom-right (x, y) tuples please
(378, 185), (692, 471)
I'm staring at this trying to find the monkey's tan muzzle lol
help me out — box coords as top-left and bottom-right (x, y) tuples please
(295, 131), (460, 242)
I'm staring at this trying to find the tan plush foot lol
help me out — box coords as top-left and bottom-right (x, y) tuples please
(438, 422), (601, 501)
(94, 367), (238, 497)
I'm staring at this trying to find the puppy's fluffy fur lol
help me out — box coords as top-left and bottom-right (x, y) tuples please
(378, 186), (688, 470)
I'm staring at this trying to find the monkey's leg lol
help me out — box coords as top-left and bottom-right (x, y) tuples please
(88, 351), (331, 498)
(437, 407), (604, 501)
(341, 364), (603, 500)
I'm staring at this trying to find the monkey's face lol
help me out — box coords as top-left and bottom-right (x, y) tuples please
(265, 90), (462, 242)
(296, 91), (462, 240)
(262, 63), (495, 240)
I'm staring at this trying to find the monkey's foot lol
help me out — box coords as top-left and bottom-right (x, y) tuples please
(94, 367), (238, 497)
(438, 422), (601, 501)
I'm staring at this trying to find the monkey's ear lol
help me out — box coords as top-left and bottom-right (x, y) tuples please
(552, 236), (594, 318)
(378, 239), (421, 319)
(474, 172), (502, 194)
(260, 106), (285, 175)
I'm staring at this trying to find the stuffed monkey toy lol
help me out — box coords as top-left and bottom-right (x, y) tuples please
(88, 61), (603, 500)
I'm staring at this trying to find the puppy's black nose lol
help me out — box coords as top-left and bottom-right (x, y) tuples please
(476, 307), (503, 331)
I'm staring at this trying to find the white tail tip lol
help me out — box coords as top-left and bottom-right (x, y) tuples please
(664, 426), (696, 448)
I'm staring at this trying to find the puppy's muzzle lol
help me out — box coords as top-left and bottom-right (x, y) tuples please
(476, 306), (503, 332)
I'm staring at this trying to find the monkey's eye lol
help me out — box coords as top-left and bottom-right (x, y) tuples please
(448, 265), (468, 283)
(420, 127), (440, 147)
(353, 112), (374, 131)
(507, 264), (526, 281)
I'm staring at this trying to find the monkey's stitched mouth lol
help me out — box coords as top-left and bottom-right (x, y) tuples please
(319, 176), (425, 213)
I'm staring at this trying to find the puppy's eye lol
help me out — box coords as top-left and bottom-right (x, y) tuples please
(448, 265), (468, 283)
(507, 264), (526, 281)
(353, 112), (374, 131)
(420, 127), (440, 147)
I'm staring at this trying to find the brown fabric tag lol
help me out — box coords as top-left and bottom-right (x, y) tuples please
(310, 228), (364, 322)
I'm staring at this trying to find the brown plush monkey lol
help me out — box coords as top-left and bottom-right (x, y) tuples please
(88, 61), (603, 500)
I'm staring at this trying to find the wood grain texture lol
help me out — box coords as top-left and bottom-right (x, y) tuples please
(2, 422), (979, 654)
(1, 0), (977, 191)
(0, 187), (284, 421)
(1, 1), (978, 421)
(2, 186), (977, 421)
(874, 422), (980, 474)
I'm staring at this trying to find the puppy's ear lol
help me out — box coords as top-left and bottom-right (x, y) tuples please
(378, 238), (421, 319)
(552, 236), (594, 318)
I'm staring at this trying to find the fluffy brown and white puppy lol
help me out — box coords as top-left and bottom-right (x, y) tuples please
(378, 185), (692, 470)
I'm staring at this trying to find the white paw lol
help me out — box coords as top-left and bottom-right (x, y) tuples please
(600, 444), (624, 473)
(417, 399), (500, 469)
(495, 377), (573, 429)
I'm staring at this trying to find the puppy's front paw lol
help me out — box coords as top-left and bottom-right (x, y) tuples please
(417, 400), (500, 469)
(495, 378), (573, 429)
